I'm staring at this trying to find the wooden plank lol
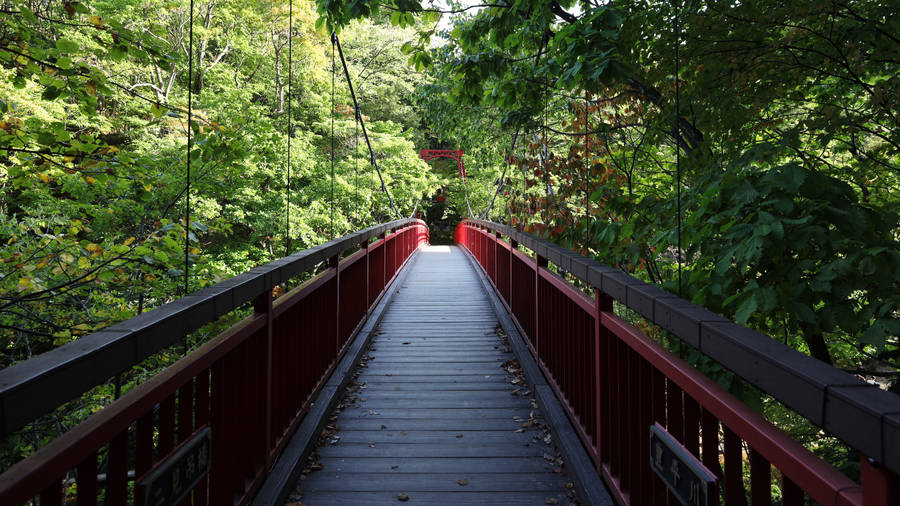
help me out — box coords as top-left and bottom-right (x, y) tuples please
(312, 457), (555, 473)
(359, 391), (524, 400)
(336, 408), (534, 419)
(302, 472), (566, 492)
(297, 491), (569, 505)
(357, 375), (511, 384)
(335, 419), (524, 431)
(316, 443), (553, 459)
(334, 430), (546, 444)
(352, 383), (515, 391)
(361, 365), (511, 375)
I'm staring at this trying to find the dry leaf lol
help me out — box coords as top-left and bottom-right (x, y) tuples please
(545, 498), (559, 505)
(566, 482), (574, 489)
(456, 434), (464, 438)
(310, 463), (324, 471)
(398, 493), (410, 501)
(457, 479), (469, 486)
(391, 465), (399, 470)
(514, 428), (525, 433)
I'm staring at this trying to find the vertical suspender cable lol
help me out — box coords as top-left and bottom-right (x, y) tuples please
(330, 33), (336, 239)
(584, 88), (590, 247)
(184, 0), (194, 296)
(333, 34), (400, 218)
(674, 0), (683, 296)
(285, 0), (293, 256)
(355, 106), (359, 224)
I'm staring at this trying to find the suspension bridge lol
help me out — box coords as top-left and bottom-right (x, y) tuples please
(0, 218), (898, 505)
(1, 3), (899, 504)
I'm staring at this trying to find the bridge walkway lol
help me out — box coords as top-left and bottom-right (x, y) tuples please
(292, 245), (577, 505)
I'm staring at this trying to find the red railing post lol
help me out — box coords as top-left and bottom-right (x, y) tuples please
(391, 228), (397, 276)
(330, 254), (340, 355)
(381, 231), (387, 293)
(362, 238), (370, 315)
(253, 292), (273, 468)
(494, 232), (501, 286)
(594, 288), (613, 457)
(534, 254), (548, 353)
(862, 457), (900, 506)
(509, 239), (517, 310)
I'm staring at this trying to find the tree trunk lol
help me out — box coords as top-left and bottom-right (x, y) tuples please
(800, 323), (834, 365)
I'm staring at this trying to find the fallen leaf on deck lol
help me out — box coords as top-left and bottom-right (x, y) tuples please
(566, 482), (574, 489)
(545, 498), (559, 504)
(398, 493), (410, 501)
(309, 464), (324, 471)
(456, 434), (463, 438)
(457, 479), (469, 486)
(514, 428), (525, 433)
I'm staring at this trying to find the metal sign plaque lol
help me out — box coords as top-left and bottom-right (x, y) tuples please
(649, 423), (718, 506)
(137, 427), (211, 506)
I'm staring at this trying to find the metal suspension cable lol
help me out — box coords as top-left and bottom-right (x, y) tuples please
(332, 33), (400, 218)
(408, 196), (422, 219)
(354, 105), (359, 224)
(330, 34), (336, 238)
(674, 0), (683, 296)
(285, 0), (293, 255)
(584, 88), (591, 248)
(184, 0), (194, 296)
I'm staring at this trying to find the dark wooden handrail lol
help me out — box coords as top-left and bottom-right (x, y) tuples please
(461, 219), (900, 478)
(0, 219), (425, 439)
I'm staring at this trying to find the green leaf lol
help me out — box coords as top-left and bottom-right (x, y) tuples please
(56, 39), (80, 53)
(734, 295), (758, 324)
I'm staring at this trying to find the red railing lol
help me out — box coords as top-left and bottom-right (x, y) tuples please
(0, 220), (429, 505)
(456, 220), (900, 506)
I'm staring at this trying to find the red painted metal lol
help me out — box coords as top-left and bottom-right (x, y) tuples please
(419, 149), (466, 178)
(0, 222), (428, 505)
(455, 221), (888, 506)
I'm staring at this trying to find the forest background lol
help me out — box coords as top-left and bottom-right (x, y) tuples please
(1, 0), (898, 482)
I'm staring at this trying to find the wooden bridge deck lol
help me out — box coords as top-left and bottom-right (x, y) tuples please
(292, 245), (575, 505)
